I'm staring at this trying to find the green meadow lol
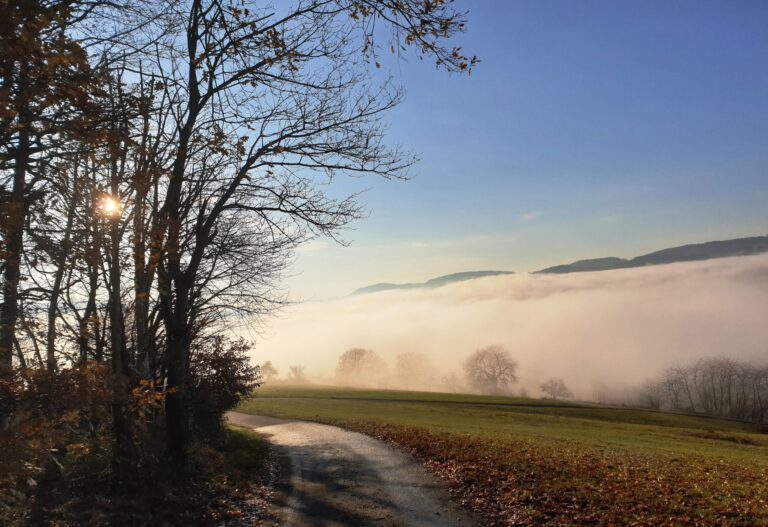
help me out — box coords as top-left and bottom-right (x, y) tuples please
(238, 385), (768, 526)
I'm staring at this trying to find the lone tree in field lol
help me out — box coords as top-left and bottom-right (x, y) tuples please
(288, 365), (307, 384)
(540, 378), (573, 400)
(464, 345), (518, 395)
(261, 361), (279, 382)
(336, 348), (388, 387)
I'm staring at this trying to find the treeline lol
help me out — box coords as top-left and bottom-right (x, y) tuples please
(641, 357), (768, 424)
(328, 345), (577, 400)
(0, 0), (474, 521)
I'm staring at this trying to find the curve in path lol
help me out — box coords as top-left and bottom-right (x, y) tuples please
(226, 412), (477, 527)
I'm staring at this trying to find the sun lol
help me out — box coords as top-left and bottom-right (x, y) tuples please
(99, 195), (121, 217)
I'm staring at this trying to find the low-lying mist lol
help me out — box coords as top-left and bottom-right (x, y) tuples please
(247, 254), (768, 400)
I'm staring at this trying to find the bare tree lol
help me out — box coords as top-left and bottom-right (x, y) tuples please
(1, 0), (476, 470)
(0, 0), (101, 376)
(260, 360), (279, 382)
(287, 365), (307, 384)
(639, 380), (664, 409)
(464, 345), (518, 395)
(540, 378), (573, 401)
(115, 0), (477, 462)
(648, 356), (768, 423)
(336, 348), (388, 387)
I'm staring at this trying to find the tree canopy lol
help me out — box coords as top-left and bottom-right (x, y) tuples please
(464, 345), (518, 395)
(336, 348), (388, 387)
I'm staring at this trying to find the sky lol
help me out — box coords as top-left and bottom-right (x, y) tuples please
(285, 0), (768, 300)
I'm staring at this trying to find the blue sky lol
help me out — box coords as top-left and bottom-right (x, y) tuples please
(288, 0), (768, 299)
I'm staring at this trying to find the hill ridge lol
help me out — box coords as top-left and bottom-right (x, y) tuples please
(536, 234), (768, 274)
(351, 234), (768, 294)
(352, 270), (514, 295)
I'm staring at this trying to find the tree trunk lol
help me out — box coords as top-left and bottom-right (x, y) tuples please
(19, 311), (44, 368)
(84, 199), (104, 363)
(13, 336), (27, 370)
(0, 210), (23, 375)
(133, 187), (156, 376)
(78, 263), (99, 364)
(107, 184), (134, 482)
(0, 106), (29, 376)
(45, 167), (79, 371)
(164, 280), (191, 467)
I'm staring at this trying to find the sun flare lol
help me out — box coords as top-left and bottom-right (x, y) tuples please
(99, 195), (121, 217)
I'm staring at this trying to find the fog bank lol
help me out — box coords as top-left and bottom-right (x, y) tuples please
(247, 254), (768, 399)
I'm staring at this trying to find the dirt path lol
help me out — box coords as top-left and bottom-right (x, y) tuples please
(226, 412), (477, 527)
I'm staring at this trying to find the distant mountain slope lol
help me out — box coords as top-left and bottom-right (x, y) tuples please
(537, 257), (628, 274)
(353, 270), (514, 295)
(630, 236), (768, 266)
(352, 235), (768, 294)
(537, 235), (768, 274)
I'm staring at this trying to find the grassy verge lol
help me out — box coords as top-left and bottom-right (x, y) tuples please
(25, 426), (278, 527)
(238, 385), (768, 526)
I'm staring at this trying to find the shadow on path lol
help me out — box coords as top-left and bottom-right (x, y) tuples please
(226, 412), (476, 527)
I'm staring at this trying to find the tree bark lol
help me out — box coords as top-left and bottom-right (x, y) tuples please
(0, 206), (23, 375)
(44, 166), (80, 371)
(164, 291), (191, 467)
(0, 104), (29, 377)
(133, 184), (157, 375)
(108, 211), (135, 482)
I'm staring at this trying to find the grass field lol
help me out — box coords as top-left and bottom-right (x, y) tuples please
(238, 385), (768, 526)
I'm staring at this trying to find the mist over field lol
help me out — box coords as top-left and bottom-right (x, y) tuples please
(250, 254), (768, 399)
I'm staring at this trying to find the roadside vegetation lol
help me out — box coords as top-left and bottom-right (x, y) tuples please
(238, 386), (768, 526)
(2, 423), (276, 526)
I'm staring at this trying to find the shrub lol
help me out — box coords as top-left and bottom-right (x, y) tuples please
(0, 365), (113, 523)
(189, 336), (262, 438)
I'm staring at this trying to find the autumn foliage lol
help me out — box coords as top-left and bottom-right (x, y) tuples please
(0, 364), (169, 523)
(354, 423), (768, 527)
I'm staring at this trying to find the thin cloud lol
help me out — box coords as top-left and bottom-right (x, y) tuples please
(295, 240), (330, 254)
(402, 240), (456, 249)
(401, 235), (514, 250)
(518, 211), (543, 223)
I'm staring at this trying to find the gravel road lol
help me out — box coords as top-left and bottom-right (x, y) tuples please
(226, 412), (477, 527)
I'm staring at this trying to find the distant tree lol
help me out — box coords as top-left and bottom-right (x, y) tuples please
(288, 365), (307, 384)
(463, 345), (518, 395)
(261, 361), (279, 382)
(540, 378), (573, 401)
(440, 372), (465, 394)
(648, 357), (768, 422)
(336, 348), (388, 387)
(636, 380), (663, 410)
(395, 352), (433, 390)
